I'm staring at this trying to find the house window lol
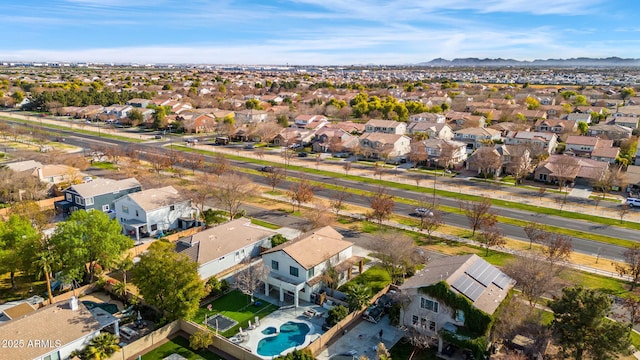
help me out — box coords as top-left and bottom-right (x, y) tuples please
(308, 267), (315, 278)
(75, 196), (84, 205)
(122, 205), (129, 213)
(420, 317), (427, 328)
(151, 224), (158, 231)
(66, 193), (72, 201)
(412, 315), (419, 326)
(289, 266), (299, 277)
(170, 205), (175, 211)
(85, 197), (94, 206)
(102, 204), (109, 211)
(272, 260), (279, 270)
(420, 297), (439, 313)
(455, 309), (465, 322)
(429, 321), (436, 332)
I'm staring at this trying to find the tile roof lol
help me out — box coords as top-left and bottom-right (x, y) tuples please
(0, 300), (102, 359)
(178, 218), (276, 265)
(263, 226), (353, 270)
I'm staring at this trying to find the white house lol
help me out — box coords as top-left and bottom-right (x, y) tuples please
(262, 226), (361, 307)
(0, 298), (107, 360)
(114, 185), (195, 240)
(503, 131), (558, 154)
(176, 218), (277, 279)
(399, 254), (515, 353)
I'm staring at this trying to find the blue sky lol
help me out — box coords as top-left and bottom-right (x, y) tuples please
(3, 0), (640, 65)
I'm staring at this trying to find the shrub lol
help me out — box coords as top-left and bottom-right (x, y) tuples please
(326, 305), (349, 326)
(270, 234), (288, 247)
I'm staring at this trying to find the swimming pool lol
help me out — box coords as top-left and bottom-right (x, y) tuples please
(256, 321), (310, 357)
(81, 300), (119, 314)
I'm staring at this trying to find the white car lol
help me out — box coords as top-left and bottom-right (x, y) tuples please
(414, 208), (434, 217)
(626, 198), (640, 207)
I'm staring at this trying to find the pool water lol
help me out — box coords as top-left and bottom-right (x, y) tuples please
(261, 327), (277, 335)
(257, 321), (310, 356)
(81, 301), (119, 314)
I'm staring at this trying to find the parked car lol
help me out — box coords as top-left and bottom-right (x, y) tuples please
(260, 166), (274, 173)
(297, 152), (308, 157)
(626, 198), (640, 207)
(244, 143), (255, 149)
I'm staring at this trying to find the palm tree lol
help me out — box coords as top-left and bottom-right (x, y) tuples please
(346, 283), (372, 311)
(35, 250), (55, 305)
(114, 254), (134, 291)
(84, 333), (120, 360)
(321, 261), (339, 296)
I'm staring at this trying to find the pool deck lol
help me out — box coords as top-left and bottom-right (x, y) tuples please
(238, 300), (326, 359)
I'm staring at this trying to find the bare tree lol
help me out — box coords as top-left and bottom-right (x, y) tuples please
(552, 156), (580, 193)
(540, 233), (573, 272)
(477, 213), (505, 256)
(255, 147), (265, 160)
(506, 145), (531, 185)
(420, 209), (444, 240)
(617, 295), (640, 331)
(343, 161), (352, 175)
(184, 152), (205, 175)
(213, 173), (255, 219)
(329, 185), (352, 216)
(373, 162), (384, 180)
(592, 166), (622, 200)
(190, 173), (216, 220)
(373, 230), (419, 284)
(523, 221), (548, 249)
(504, 254), (555, 307)
(437, 140), (460, 171)
(209, 152), (230, 177)
(618, 204), (630, 223)
(235, 259), (270, 303)
(253, 122), (281, 143)
(328, 135), (343, 154)
(462, 197), (492, 236)
(408, 141), (428, 169)
(615, 245), (640, 290)
(470, 147), (502, 179)
(303, 201), (334, 230)
(369, 186), (395, 224)
(102, 145), (124, 165)
(146, 153), (170, 174)
(288, 178), (314, 212)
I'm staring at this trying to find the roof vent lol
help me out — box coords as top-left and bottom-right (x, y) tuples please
(69, 296), (78, 311)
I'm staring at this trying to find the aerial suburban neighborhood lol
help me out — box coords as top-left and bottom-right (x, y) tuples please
(3, 62), (640, 360)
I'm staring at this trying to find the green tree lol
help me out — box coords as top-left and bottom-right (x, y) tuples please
(549, 286), (630, 360)
(270, 234), (288, 247)
(162, 84), (173, 90)
(0, 215), (41, 289)
(574, 95), (588, 106)
(152, 106), (167, 129)
(50, 210), (133, 282)
(621, 87), (636, 100)
(525, 96), (540, 110)
(84, 333), (120, 360)
(190, 330), (215, 350)
(346, 283), (372, 311)
(245, 98), (263, 110)
(132, 241), (205, 322)
(11, 90), (24, 104)
(274, 349), (315, 360)
(326, 304), (349, 326)
(577, 121), (589, 135)
(128, 109), (143, 124)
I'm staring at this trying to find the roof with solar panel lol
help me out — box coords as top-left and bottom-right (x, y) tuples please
(400, 254), (515, 314)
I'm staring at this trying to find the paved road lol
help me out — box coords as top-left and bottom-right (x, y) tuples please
(1, 117), (634, 260)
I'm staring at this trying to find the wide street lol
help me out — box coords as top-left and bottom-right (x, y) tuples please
(2, 112), (638, 261)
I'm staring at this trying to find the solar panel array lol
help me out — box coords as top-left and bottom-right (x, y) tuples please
(465, 258), (511, 290)
(451, 274), (485, 302)
(450, 258), (514, 302)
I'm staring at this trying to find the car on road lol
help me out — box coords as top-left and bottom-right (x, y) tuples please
(260, 166), (274, 173)
(626, 198), (640, 207)
(297, 152), (308, 157)
(244, 143), (255, 149)
(185, 137), (198, 144)
(413, 208), (434, 217)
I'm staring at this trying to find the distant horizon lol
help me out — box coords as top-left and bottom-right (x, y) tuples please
(4, 1), (640, 65)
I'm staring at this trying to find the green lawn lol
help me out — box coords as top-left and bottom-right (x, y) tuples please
(250, 218), (281, 229)
(141, 335), (223, 360)
(191, 290), (278, 337)
(90, 161), (118, 170)
(338, 265), (391, 295)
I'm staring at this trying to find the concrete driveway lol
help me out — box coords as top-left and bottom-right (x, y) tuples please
(316, 315), (404, 360)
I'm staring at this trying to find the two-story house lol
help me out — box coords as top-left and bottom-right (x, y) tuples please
(452, 127), (502, 153)
(400, 254), (514, 354)
(234, 109), (269, 125)
(55, 178), (141, 216)
(406, 121), (453, 140)
(503, 131), (558, 154)
(358, 133), (412, 163)
(586, 124), (633, 144)
(114, 186), (195, 240)
(294, 114), (329, 130)
(262, 226), (361, 307)
(364, 119), (407, 135)
(612, 116), (639, 129)
(534, 118), (577, 134)
(421, 139), (467, 168)
(177, 218), (277, 279)
(408, 112), (446, 123)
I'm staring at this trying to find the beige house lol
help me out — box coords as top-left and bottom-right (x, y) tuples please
(358, 133), (412, 163)
(262, 226), (361, 307)
(453, 127), (502, 153)
(364, 119), (407, 134)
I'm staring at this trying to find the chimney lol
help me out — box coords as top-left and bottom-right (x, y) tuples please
(69, 296), (78, 311)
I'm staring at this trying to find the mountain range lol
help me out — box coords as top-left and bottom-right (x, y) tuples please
(418, 57), (640, 67)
